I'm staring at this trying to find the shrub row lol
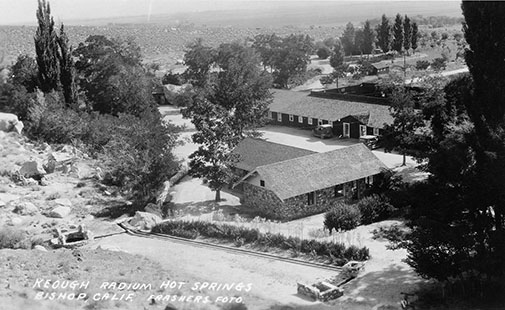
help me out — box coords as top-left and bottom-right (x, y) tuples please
(152, 220), (370, 264)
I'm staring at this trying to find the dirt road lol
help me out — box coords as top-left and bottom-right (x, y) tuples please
(89, 233), (337, 309)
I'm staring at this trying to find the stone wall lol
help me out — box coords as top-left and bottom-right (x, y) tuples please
(242, 182), (284, 219)
(243, 183), (345, 221)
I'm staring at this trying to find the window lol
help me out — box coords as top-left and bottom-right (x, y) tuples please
(260, 180), (265, 187)
(318, 119), (323, 126)
(308, 118), (313, 125)
(270, 111), (274, 119)
(289, 114), (294, 122)
(307, 192), (315, 205)
(277, 113), (282, 122)
(373, 127), (380, 136)
(298, 116), (303, 123)
(334, 184), (343, 197)
(359, 125), (367, 137)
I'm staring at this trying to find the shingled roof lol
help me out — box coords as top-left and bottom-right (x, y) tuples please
(270, 89), (393, 128)
(243, 144), (387, 200)
(232, 138), (316, 172)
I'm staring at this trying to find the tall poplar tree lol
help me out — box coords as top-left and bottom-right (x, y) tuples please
(411, 22), (419, 52)
(362, 20), (375, 55)
(403, 15), (412, 54)
(34, 0), (60, 92)
(392, 13), (404, 53)
(57, 24), (78, 108)
(376, 14), (392, 53)
(341, 22), (355, 56)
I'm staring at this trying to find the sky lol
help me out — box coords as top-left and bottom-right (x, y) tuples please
(0, 0), (459, 25)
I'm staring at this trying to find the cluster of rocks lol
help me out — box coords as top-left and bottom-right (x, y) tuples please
(12, 146), (83, 187)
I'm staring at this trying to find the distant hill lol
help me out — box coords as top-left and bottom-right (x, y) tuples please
(62, 1), (462, 27)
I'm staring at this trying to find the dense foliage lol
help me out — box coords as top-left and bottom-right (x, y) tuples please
(152, 220), (370, 265)
(356, 194), (395, 225)
(324, 204), (361, 233)
(0, 3), (180, 206)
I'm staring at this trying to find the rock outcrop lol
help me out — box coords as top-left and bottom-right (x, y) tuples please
(129, 211), (162, 230)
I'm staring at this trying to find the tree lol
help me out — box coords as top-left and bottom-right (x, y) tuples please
(186, 99), (238, 202)
(316, 46), (331, 59)
(183, 43), (273, 201)
(327, 40), (347, 88)
(34, 0), (60, 92)
(362, 20), (375, 55)
(411, 22), (419, 52)
(183, 38), (216, 88)
(10, 54), (39, 92)
(341, 22), (355, 56)
(376, 14), (392, 53)
(403, 15), (412, 54)
(74, 35), (154, 116)
(380, 85), (425, 166)
(353, 29), (364, 55)
(392, 13), (404, 53)
(271, 34), (313, 88)
(400, 2), (505, 299)
(252, 33), (282, 72)
(57, 24), (78, 108)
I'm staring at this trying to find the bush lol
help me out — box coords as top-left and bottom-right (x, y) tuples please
(152, 220), (370, 264)
(324, 204), (361, 233)
(0, 227), (26, 249)
(431, 57), (447, 71)
(316, 46), (331, 59)
(356, 194), (396, 225)
(415, 60), (430, 70)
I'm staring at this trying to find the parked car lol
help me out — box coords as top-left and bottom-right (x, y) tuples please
(359, 135), (379, 149)
(312, 124), (334, 139)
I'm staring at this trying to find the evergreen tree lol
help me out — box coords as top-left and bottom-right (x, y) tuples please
(403, 15), (412, 54)
(57, 24), (78, 108)
(34, 0), (60, 92)
(362, 20), (375, 55)
(376, 14), (392, 53)
(392, 13), (404, 53)
(411, 22), (419, 52)
(462, 1), (505, 265)
(341, 22), (355, 56)
(354, 29), (364, 55)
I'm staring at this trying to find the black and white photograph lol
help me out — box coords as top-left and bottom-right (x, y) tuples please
(0, 0), (504, 309)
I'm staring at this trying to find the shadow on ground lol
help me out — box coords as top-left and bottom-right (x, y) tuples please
(268, 264), (431, 310)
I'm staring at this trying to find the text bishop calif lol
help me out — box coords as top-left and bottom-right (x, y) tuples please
(32, 279), (253, 304)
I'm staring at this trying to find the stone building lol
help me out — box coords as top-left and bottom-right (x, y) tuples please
(234, 143), (387, 220)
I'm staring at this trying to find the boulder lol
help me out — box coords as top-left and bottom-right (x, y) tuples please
(48, 206), (71, 218)
(12, 201), (38, 216)
(0, 112), (22, 133)
(129, 211), (162, 230)
(19, 160), (46, 179)
(54, 198), (72, 207)
(34, 245), (48, 252)
(10, 217), (24, 226)
(0, 200), (5, 208)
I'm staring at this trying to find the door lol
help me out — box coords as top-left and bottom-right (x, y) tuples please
(343, 122), (350, 138)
